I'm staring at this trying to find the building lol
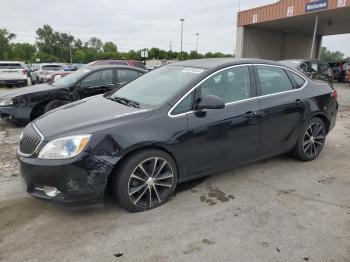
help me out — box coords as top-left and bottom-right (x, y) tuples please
(236, 0), (350, 59)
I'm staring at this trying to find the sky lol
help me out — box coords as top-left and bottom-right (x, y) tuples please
(0, 0), (349, 56)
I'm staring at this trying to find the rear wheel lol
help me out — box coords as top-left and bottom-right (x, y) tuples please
(293, 117), (326, 161)
(111, 149), (177, 212)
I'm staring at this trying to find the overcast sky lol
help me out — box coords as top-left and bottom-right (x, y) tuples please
(1, 0), (349, 56)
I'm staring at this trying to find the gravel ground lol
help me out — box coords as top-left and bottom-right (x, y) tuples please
(0, 84), (349, 262)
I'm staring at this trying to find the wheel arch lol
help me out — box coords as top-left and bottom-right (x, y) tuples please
(29, 100), (53, 121)
(308, 113), (330, 134)
(106, 145), (181, 188)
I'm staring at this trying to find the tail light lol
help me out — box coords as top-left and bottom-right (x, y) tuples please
(331, 89), (337, 99)
(22, 69), (28, 75)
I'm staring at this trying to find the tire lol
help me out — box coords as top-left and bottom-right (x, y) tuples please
(43, 100), (69, 113)
(111, 149), (178, 212)
(292, 117), (326, 161)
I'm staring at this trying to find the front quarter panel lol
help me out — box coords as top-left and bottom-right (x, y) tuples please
(87, 106), (189, 181)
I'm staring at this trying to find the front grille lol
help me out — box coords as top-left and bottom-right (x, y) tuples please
(19, 124), (43, 155)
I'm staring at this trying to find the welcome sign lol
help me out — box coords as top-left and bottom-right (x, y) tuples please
(305, 0), (328, 12)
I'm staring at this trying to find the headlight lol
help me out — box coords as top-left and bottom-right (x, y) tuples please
(0, 98), (14, 106)
(38, 135), (91, 159)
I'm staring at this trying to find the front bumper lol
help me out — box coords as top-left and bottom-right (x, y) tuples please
(0, 106), (17, 122)
(18, 153), (114, 205)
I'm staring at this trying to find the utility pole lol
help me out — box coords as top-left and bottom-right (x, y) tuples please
(169, 41), (172, 59)
(195, 33), (199, 53)
(180, 18), (185, 53)
(69, 31), (72, 65)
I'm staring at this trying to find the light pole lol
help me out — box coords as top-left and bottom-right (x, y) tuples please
(195, 33), (199, 53)
(180, 18), (185, 53)
(69, 31), (72, 65)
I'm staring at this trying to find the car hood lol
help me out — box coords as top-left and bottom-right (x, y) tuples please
(34, 95), (154, 139)
(0, 83), (58, 99)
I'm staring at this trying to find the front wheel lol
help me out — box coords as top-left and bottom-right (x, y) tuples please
(43, 100), (69, 113)
(111, 149), (177, 212)
(293, 117), (326, 161)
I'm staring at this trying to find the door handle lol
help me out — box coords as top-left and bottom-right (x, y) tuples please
(243, 111), (257, 119)
(295, 99), (302, 105)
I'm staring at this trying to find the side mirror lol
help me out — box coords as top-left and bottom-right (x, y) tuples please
(195, 95), (225, 111)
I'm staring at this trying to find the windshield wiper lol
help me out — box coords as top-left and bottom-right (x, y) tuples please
(107, 96), (140, 108)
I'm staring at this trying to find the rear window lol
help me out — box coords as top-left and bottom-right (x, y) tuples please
(0, 63), (23, 69)
(42, 65), (62, 71)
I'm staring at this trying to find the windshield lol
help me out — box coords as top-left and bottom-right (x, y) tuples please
(109, 65), (204, 106)
(42, 65), (62, 71)
(279, 60), (302, 68)
(53, 68), (91, 88)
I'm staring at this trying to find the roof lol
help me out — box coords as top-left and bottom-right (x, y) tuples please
(170, 58), (284, 69)
(0, 61), (24, 64)
(84, 64), (147, 72)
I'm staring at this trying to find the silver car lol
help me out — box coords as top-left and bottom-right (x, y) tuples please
(0, 61), (28, 87)
(29, 63), (64, 84)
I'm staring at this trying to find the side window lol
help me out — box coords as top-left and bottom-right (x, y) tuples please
(256, 66), (293, 95)
(172, 92), (194, 115)
(117, 69), (139, 84)
(288, 71), (306, 88)
(80, 69), (113, 88)
(198, 66), (251, 103)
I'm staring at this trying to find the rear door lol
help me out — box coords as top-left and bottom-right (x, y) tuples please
(116, 69), (142, 88)
(76, 69), (115, 98)
(254, 65), (306, 157)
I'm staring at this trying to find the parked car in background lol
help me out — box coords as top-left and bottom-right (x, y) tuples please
(0, 65), (146, 125)
(280, 59), (333, 84)
(29, 63), (64, 84)
(51, 71), (72, 83)
(0, 61), (29, 87)
(16, 58), (338, 212)
(329, 61), (348, 83)
(86, 60), (147, 70)
(345, 63), (350, 84)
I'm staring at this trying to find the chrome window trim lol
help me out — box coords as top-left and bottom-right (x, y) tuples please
(18, 123), (44, 157)
(168, 63), (308, 118)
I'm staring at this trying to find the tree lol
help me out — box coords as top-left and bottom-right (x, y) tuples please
(103, 42), (117, 53)
(0, 28), (16, 59)
(35, 25), (74, 62)
(87, 37), (103, 51)
(189, 50), (203, 59)
(10, 43), (36, 61)
(320, 47), (344, 61)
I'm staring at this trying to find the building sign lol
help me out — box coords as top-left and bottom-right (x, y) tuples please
(305, 0), (328, 12)
(287, 6), (294, 16)
(337, 0), (346, 7)
(252, 14), (258, 23)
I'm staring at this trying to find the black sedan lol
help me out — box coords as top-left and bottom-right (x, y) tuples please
(0, 65), (146, 126)
(17, 58), (338, 212)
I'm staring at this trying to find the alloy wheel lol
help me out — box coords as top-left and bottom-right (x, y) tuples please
(127, 157), (174, 209)
(303, 122), (325, 158)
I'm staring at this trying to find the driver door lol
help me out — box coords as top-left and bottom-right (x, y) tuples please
(76, 69), (115, 98)
(183, 65), (260, 176)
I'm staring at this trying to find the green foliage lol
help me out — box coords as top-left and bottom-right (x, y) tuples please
(0, 28), (16, 60)
(320, 47), (344, 61)
(103, 42), (117, 53)
(1, 26), (235, 64)
(10, 43), (36, 61)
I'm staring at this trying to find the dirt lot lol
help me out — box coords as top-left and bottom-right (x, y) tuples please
(0, 84), (349, 262)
